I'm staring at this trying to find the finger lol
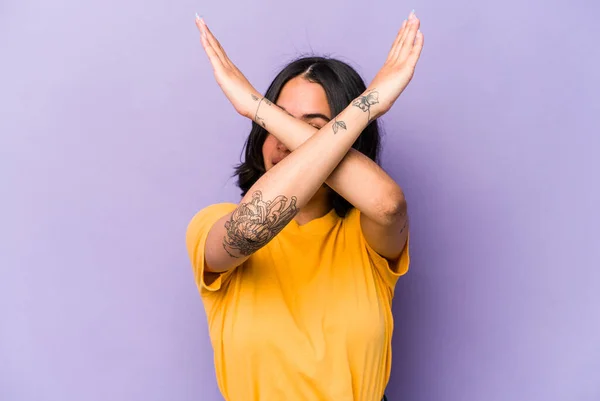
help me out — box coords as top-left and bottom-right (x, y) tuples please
(392, 16), (414, 62)
(194, 14), (202, 32)
(198, 19), (225, 61)
(197, 22), (225, 71)
(390, 20), (407, 52)
(398, 17), (420, 61)
(387, 20), (408, 62)
(407, 30), (424, 67)
(201, 19), (235, 70)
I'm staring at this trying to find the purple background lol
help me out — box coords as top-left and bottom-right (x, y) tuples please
(2, 0), (599, 400)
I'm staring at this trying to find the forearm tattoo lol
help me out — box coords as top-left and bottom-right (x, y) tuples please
(222, 191), (298, 257)
(332, 117), (347, 134)
(352, 89), (380, 121)
(251, 94), (273, 129)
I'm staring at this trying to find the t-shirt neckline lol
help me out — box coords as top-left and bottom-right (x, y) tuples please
(287, 208), (339, 235)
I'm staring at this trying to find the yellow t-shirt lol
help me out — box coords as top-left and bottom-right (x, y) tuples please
(186, 202), (410, 401)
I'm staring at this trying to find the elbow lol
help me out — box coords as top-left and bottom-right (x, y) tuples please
(379, 189), (407, 226)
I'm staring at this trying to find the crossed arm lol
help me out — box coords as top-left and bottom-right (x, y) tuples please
(247, 93), (409, 258)
(195, 14), (422, 273)
(250, 95), (407, 227)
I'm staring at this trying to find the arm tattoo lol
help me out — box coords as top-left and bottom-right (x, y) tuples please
(332, 117), (347, 134)
(352, 89), (379, 121)
(251, 94), (273, 129)
(223, 191), (298, 257)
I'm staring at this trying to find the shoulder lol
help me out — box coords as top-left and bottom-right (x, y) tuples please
(188, 202), (237, 224)
(186, 202), (237, 240)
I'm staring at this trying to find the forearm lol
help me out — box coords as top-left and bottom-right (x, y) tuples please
(252, 95), (405, 224)
(326, 149), (405, 222)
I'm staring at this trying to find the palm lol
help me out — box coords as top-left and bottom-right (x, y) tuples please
(369, 14), (424, 116)
(195, 17), (259, 119)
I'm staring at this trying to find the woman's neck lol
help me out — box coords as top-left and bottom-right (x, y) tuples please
(293, 186), (333, 226)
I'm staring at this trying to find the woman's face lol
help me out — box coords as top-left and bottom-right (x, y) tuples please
(262, 76), (332, 171)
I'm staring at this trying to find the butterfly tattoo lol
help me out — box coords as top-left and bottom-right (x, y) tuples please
(352, 90), (380, 121)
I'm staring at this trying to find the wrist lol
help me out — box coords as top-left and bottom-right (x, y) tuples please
(352, 88), (385, 121)
(243, 92), (262, 120)
(248, 93), (271, 126)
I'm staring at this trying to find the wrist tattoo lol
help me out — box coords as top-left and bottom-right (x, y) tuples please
(251, 94), (273, 129)
(332, 117), (347, 134)
(352, 89), (379, 121)
(223, 191), (298, 257)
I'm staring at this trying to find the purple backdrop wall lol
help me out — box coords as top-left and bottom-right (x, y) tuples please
(2, 0), (599, 400)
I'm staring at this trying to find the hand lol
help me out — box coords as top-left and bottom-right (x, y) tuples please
(195, 16), (260, 119)
(362, 11), (424, 119)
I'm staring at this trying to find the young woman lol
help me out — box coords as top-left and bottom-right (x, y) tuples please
(186, 11), (423, 401)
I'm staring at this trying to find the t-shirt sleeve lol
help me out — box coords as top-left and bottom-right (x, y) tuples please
(185, 202), (238, 293)
(351, 208), (411, 289)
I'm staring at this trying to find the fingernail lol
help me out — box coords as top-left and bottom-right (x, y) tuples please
(195, 12), (200, 20)
(409, 9), (416, 19)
